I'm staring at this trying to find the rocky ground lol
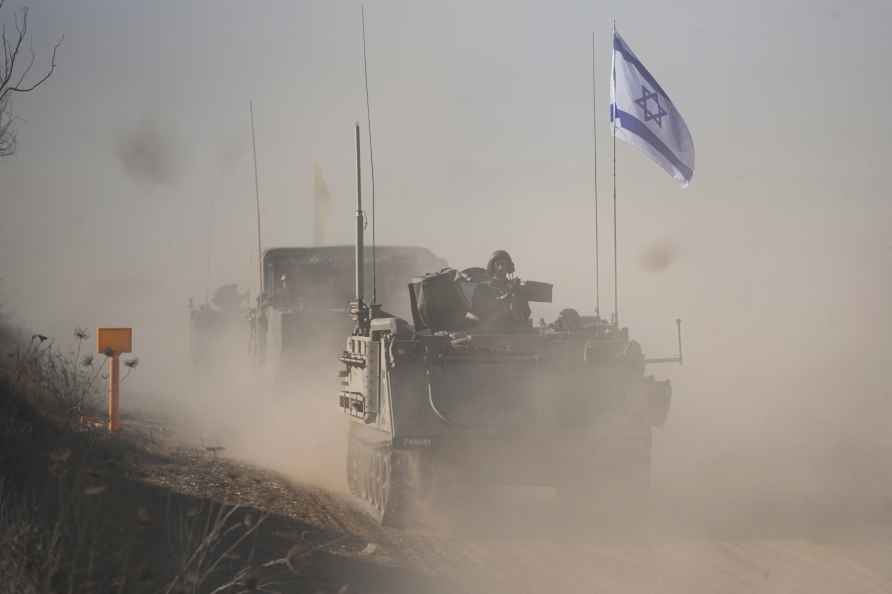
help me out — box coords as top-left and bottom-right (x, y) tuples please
(4, 377), (892, 594)
(124, 412), (892, 594)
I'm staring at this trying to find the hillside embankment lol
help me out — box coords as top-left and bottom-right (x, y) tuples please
(3, 326), (892, 594)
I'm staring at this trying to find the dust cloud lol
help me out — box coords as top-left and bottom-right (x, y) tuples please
(638, 237), (678, 273)
(4, 1), (892, 591)
(131, 307), (350, 494)
(115, 117), (186, 187)
(5, 220), (892, 593)
(183, 361), (348, 493)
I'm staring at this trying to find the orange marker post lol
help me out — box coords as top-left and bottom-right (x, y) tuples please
(108, 353), (120, 432)
(97, 328), (133, 433)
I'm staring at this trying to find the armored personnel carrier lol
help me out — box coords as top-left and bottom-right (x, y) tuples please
(337, 126), (676, 525)
(338, 266), (674, 525)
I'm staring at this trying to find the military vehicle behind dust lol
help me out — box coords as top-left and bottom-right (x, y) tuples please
(188, 248), (446, 377)
(188, 284), (251, 369)
(259, 245), (447, 376)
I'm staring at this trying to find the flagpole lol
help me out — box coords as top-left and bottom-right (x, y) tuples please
(611, 19), (619, 328)
(591, 31), (600, 319)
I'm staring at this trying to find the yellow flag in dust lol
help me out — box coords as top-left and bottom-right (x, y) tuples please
(313, 163), (332, 246)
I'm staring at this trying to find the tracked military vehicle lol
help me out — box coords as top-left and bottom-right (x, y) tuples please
(337, 130), (677, 527)
(339, 266), (676, 525)
(338, 136), (681, 525)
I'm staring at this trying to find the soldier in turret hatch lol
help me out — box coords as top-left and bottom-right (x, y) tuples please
(487, 249), (514, 285)
(469, 250), (531, 330)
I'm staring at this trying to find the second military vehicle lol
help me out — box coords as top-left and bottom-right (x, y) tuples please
(260, 245), (446, 376)
(188, 247), (446, 379)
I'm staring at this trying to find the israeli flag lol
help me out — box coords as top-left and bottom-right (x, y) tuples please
(611, 30), (695, 187)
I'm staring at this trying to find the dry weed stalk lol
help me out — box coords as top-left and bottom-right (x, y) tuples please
(196, 534), (350, 594)
(9, 329), (115, 425)
(165, 500), (270, 594)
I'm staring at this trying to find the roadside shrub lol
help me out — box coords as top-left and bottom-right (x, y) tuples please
(8, 329), (106, 426)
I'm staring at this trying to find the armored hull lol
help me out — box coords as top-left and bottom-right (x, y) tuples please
(338, 269), (672, 526)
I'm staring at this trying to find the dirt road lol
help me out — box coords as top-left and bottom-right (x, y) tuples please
(133, 427), (892, 594)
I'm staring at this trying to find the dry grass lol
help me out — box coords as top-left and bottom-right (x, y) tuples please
(7, 328), (106, 427)
(0, 324), (312, 594)
(0, 479), (42, 594)
(163, 501), (270, 594)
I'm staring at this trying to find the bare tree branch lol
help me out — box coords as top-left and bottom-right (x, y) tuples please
(0, 8), (27, 94)
(1, 34), (59, 99)
(13, 41), (36, 89)
(4, 14), (61, 100)
(0, 2), (62, 157)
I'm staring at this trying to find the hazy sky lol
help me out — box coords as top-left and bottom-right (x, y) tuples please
(2, 1), (891, 455)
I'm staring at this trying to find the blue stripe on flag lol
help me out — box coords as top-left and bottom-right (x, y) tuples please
(613, 34), (675, 107)
(610, 106), (693, 182)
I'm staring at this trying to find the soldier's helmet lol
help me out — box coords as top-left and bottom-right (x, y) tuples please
(554, 308), (582, 331)
(486, 250), (515, 276)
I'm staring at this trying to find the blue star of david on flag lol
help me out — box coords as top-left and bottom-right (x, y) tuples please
(610, 30), (695, 187)
(634, 85), (667, 128)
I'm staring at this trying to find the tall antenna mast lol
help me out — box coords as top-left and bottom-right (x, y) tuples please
(361, 5), (377, 305)
(610, 19), (619, 327)
(354, 122), (364, 303)
(592, 31), (600, 318)
(250, 100), (264, 296)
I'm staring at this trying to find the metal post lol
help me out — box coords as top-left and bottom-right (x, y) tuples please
(250, 100), (264, 296)
(355, 123), (364, 302)
(592, 31), (601, 318)
(107, 353), (120, 432)
(611, 19), (619, 328)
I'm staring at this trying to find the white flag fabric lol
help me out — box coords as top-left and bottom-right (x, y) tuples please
(610, 30), (695, 187)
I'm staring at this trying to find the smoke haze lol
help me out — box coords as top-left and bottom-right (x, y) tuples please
(115, 117), (186, 187)
(638, 238), (678, 273)
(2, 0), (892, 590)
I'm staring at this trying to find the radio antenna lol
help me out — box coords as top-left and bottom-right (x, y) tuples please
(591, 31), (601, 318)
(250, 100), (264, 297)
(355, 123), (364, 304)
(361, 5), (378, 305)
